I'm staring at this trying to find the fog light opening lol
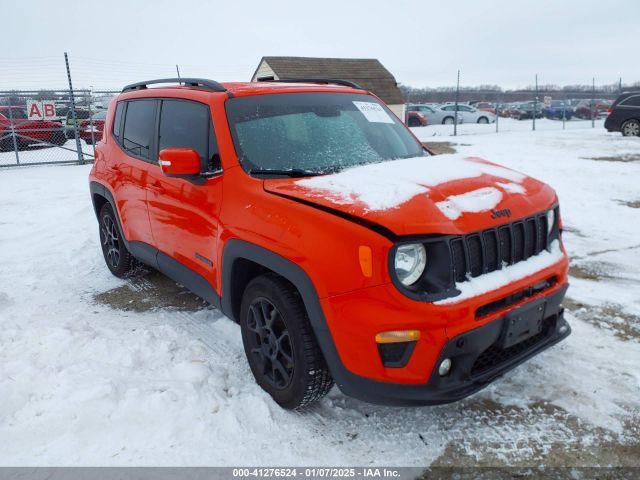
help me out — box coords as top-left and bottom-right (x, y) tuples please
(558, 323), (568, 335)
(438, 358), (452, 376)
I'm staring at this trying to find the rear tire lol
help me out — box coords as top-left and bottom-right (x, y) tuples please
(407, 117), (421, 127)
(240, 273), (333, 410)
(621, 119), (640, 137)
(98, 202), (137, 278)
(443, 116), (454, 125)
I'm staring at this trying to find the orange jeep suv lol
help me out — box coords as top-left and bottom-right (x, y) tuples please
(89, 78), (570, 409)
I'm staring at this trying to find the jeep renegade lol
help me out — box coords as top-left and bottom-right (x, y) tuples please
(89, 78), (570, 409)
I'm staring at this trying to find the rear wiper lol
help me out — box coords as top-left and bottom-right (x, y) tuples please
(249, 168), (323, 178)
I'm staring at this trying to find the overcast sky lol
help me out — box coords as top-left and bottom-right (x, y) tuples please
(2, 0), (639, 90)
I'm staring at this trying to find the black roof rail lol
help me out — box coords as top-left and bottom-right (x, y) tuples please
(256, 77), (363, 90)
(122, 78), (227, 93)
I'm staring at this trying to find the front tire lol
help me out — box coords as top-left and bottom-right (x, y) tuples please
(477, 116), (489, 124)
(443, 116), (454, 125)
(621, 119), (640, 137)
(240, 274), (333, 409)
(99, 202), (137, 278)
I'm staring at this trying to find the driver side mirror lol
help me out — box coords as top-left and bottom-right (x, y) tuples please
(159, 148), (201, 176)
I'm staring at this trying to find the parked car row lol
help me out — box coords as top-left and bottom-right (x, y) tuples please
(496, 99), (612, 121)
(406, 103), (496, 126)
(405, 98), (611, 126)
(0, 103), (107, 152)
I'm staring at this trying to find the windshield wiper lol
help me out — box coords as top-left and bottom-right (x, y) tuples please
(249, 168), (323, 178)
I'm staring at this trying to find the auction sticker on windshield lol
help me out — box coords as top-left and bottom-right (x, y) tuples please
(353, 101), (395, 123)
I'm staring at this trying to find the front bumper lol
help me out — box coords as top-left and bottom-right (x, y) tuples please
(333, 284), (570, 406)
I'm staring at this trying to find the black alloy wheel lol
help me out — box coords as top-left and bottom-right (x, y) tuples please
(98, 203), (136, 277)
(240, 274), (334, 409)
(245, 297), (294, 389)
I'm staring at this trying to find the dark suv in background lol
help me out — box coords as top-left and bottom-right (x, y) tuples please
(605, 92), (640, 136)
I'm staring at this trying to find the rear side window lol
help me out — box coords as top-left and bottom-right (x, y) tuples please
(122, 100), (156, 160)
(112, 103), (123, 138)
(621, 95), (640, 107)
(158, 99), (219, 171)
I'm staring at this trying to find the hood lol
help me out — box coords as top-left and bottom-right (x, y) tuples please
(263, 155), (557, 236)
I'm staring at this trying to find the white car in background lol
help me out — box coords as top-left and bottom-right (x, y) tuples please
(406, 104), (456, 126)
(438, 103), (496, 124)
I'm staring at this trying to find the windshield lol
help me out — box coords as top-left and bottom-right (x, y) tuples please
(226, 93), (426, 176)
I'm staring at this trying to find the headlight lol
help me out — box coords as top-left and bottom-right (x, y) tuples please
(546, 209), (555, 234)
(394, 243), (427, 286)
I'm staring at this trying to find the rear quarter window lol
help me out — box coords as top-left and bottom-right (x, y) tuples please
(620, 95), (640, 107)
(112, 103), (123, 138)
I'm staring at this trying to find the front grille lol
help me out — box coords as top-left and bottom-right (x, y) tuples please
(471, 315), (556, 376)
(451, 213), (549, 282)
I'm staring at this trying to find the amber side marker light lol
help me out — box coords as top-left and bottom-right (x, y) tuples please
(376, 330), (421, 367)
(358, 245), (373, 278)
(375, 330), (421, 344)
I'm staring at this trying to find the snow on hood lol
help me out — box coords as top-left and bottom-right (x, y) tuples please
(264, 154), (556, 235)
(436, 187), (503, 220)
(296, 154), (525, 212)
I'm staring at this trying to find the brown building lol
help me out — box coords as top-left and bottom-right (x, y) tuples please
(251, 56), (405, 120)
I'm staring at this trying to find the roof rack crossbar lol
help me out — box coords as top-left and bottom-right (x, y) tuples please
(257, 77), (363, 90)
(121, 78), (226, 93)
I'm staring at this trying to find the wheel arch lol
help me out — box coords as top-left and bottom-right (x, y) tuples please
(221, 239), (318, 323)
(221, 239), (349, 385)
(89, 181), (130, 250)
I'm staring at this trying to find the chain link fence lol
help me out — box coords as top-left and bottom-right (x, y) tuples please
(402, 72), (632, 136)
(1, 55), (635, 166)
(0, 89), (118, 167)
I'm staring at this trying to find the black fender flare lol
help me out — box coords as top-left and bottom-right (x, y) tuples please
(90, 181), (157, 268)
(221, 239), (361, 394)
(90, 181), (131, 249)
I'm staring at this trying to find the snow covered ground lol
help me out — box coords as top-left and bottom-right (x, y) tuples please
(0, 122), (639, 468)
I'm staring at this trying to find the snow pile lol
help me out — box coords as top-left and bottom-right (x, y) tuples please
(296, 154), (524, 211)
(437, 241), (565, 305)
(1, 125), (639, 467)
(436, 187), (503, 220)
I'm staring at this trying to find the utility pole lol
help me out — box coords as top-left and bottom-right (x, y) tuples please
(6, 103), (20, 165)
(495, 93), (500, 133)
(64, 52), (83, 164)
(454, 69), (460, 136)
(591, 77), (596, 129)
(176, 64), (181, 83)
(533, 74), (538, 131)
